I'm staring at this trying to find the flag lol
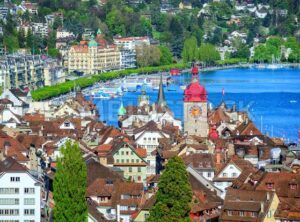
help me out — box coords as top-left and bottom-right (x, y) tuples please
(222, 87), (225, 97)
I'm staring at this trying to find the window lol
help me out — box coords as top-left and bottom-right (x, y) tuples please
(0, 198), (19, 205)
(126, 151), (129, 155)
(0, 220), (19, 222)
(148, 138), (151, 141)
(24, 198), (35, 205)
(152, 138), (156, 141)
(136, 159), (139, 163)
(10, 177), (20, 182)
(145, 213), (150, 219)
(232, 173), (237, 177)
(0, 188), (19, 194)
(239, 211), (244, 216)
(24, 209), (35, 215)
(116, 159), (119, 163)
(222, 173), (227, 177)
(64, 122), (70, 127)
(131, 159), (134, 163)
(207, 172), (211, 178)
(129, 167), (132, 172)
(24, 188), (35, 194)
(121, 151), (124, 155)
(266, 183), (274, 189)
(227, 210), (232, 216)
(131, 151), (134, 155)
(289, 184), (297, 190)
(138, 167), (141, 172)
(251, 212), (257, 217)
(126, 159), (129, 163)
(121, 159), (124, 163)
(0, 209), (19, 215)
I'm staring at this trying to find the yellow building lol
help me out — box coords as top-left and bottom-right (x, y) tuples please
(67, 31), (121, 74)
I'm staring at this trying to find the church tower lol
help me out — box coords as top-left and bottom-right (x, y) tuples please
(183, 67), (208, 137)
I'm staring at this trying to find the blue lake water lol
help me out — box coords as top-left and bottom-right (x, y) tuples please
(92, 67), (300, 142)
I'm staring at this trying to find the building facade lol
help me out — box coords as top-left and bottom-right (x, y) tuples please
(0, 158), (41, 222)
(68, 31), (121, 74)
(0, 54), (65, 89)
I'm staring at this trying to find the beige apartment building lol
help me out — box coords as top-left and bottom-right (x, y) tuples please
(67, 31), (121, 74)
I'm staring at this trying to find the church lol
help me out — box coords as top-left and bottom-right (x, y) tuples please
(118, 74), (182, 131)
(183, 66), (209, 137)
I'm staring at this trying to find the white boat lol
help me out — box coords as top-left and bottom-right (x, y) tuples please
(180, 85), (187, 90)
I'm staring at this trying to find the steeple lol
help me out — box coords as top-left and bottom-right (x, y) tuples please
(156, 73), (167, 108)
(118, 100), (126, 116)
(138, 84), (149, 107)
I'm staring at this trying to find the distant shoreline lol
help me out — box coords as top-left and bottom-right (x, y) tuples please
(180, 63), (300, 73)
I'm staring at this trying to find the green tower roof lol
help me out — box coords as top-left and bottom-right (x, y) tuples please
(88, 36), (98, 47)
(118, 101), (126, 116)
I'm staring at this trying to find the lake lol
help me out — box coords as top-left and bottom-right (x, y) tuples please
(93, 67), (300, 142)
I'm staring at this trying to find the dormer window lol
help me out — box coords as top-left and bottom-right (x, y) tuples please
(239, 211), (244, 216)
(266, 183), (274, 189)
(289, 184), (297, 190)
(64, 122), (70, 127)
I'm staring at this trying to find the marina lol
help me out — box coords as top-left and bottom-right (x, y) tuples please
(87, 67), (300, 142)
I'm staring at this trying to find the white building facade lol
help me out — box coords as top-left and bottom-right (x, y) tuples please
(0, 158), (41, 222)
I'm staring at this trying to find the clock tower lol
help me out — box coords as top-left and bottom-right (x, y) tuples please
(183, 67), (208, 137)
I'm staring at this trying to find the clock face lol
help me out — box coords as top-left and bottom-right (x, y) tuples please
(189, 105), (202, 118)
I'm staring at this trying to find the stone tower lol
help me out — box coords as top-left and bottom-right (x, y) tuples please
(183, 67), (208, 137)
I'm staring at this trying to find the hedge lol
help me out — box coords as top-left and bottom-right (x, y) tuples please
(215, 58), (247, 65)
(31, 63), (189, 101)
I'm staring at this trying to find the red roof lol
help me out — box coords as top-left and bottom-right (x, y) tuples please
(209, 126), (219, 140)
(184, 67), (207, 102)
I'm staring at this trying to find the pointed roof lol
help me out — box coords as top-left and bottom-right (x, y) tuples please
(156, 73), (167, 108)
(118, 101), (126, 116)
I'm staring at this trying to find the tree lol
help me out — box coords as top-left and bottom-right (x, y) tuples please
(17, 28), (26, 48)
(136, 44), (161, 67)
(147, 156), (192, 222)
(182, 36), (198, 63)
(198, 43), (220, 64)
(4, 35), (19, 53)
(159, 46), (173, 65)
(53, 140), (87, 222)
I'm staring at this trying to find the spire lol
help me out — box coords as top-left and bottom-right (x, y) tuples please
(156, 73), (167, 108)
(118, 99), (126, 116)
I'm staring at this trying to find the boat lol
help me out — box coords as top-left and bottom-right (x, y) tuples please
(180, 85), (187, 90)
(290, 100), (297, 103)
(170, 69), (181, 76)
(167, 84), (178, 91)
(93, 91), (110, 99)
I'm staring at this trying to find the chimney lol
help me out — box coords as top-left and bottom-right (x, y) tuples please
(4, 141), (11, 156)
(116, 204), (120, 222)
(216, 152), (221, 164)
(260, 202), (264, 213)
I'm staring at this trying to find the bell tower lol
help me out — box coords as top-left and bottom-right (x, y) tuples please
(183, 67), (208, 137)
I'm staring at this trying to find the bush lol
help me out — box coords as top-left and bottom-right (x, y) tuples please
(31, 63), (189, 101)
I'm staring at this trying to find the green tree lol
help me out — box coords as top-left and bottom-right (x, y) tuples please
(147, 156), (192, 222)
(26, 29), (34, 49)
(48, 48), (60, 58)
(136, 44), (161, 67)
(4, 35), (19, 53)
(159, 46), (173, 65)
(198, 43), (220, 64)
(53, 140), (87, 222)
(17, 28), (26, 48)
(182, 36), (198, 63)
